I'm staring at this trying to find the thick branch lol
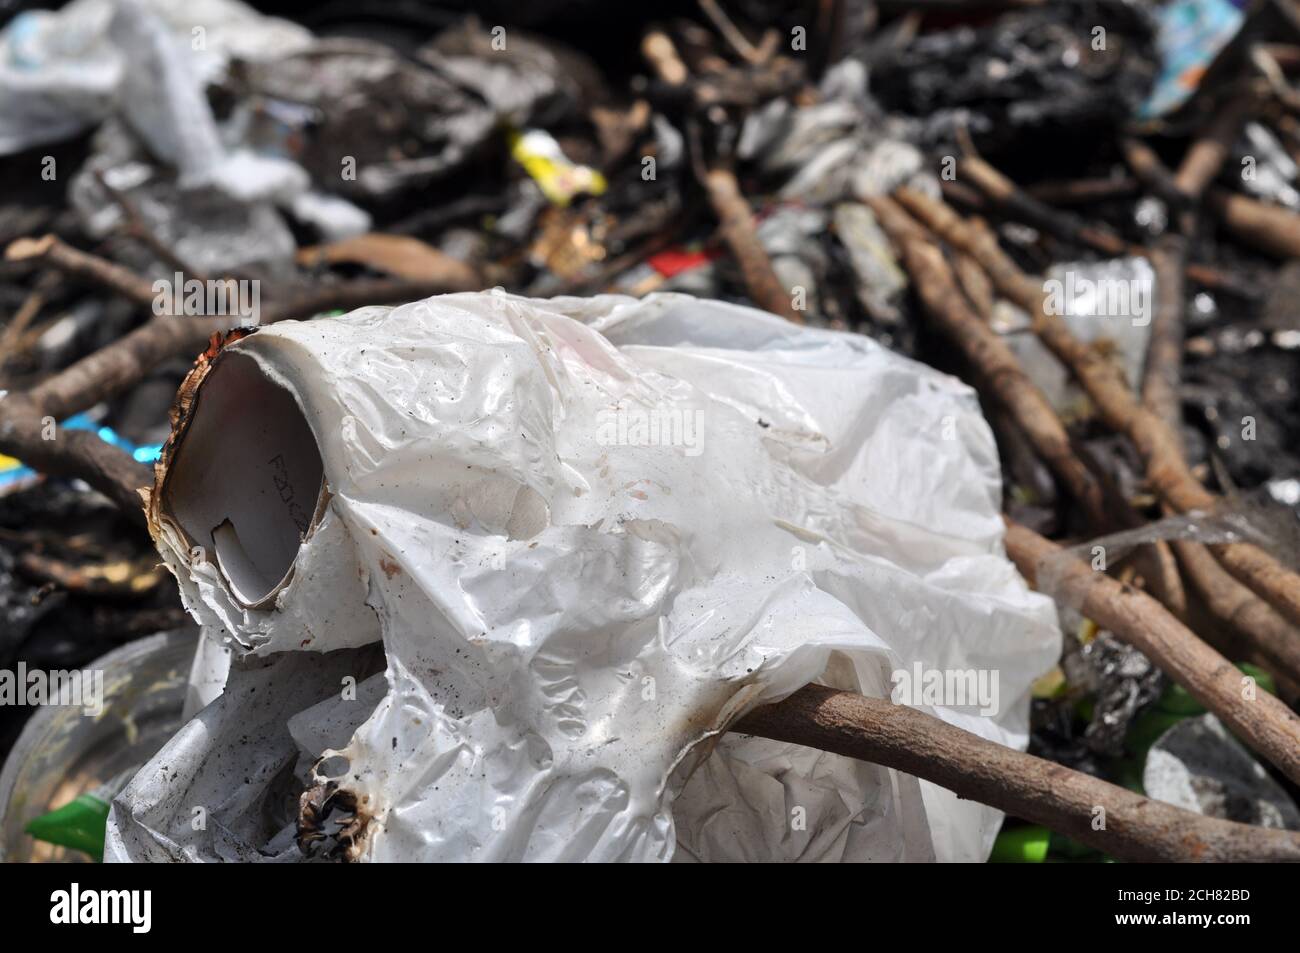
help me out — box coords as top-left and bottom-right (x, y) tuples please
(704, 168), (803, 323)
(736, 684), (1300, 862)
(1004, 520), (1300, 786)
(0, 398), (151, 524)
(1209, 188), (1300, 259)
(1173, 536), (1300, 685)
(873, 196), (1187, 610)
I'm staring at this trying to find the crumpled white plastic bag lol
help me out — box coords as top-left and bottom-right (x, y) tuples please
(0, 0), (312, 156)
(108, 291), (1059, 862)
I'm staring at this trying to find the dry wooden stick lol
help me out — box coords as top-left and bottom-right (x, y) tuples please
(1135, 231), (1193, 621)
(959, 156), (1129, 257)
(1136, 217), (1300, 683)
(698, 0), (767, 65)
(7, 236), (482, 421)
(953, 249), (994, 320)
(0, 405), (152, 520)
(872, 198), (1192, 610)
(7, 234), (157, 306)
(1208, 188), (1300, 258)
(1005, 520), (1300, 786)
(736, 683), (1300, 862)
(1120, 137), (1193, 213)
(1125, 134), (1268, 297)
(1173, 536), (1300, 685)
(895, 187), (1300, 630)
(958, 153), (1254, 297)
(704, 167), (803, 323)
(1115, 141), (1300, 657)
(1141, 233), (1189, 432)
(0, 269), (59, 367)
(642, 30), (689, 87)
(641, 28), (800, 324)
(1026, 176), (1139, 206)
(867, 195), (1107, 525)
(1143, 534), (1189, 622)
(1174, 94), (1250, 200)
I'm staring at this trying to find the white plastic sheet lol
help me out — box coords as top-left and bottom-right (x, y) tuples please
(0, 0), (312, 156)
(109, 291), (1060, 862)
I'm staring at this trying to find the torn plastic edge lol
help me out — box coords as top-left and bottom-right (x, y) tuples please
(146, 328), (329, 611)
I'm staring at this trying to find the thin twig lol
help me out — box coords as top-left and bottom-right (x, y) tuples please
(698, 0), (767, 65)
(7, 234), (157, 306)
(958, 155), (1255, 298)
(1120, 137), (1193, 214)
(0, 269), (59, 368)
(959, 156), (1129, 257)
(1025, 176), (1139, 206)
(0, 236), (481, 521)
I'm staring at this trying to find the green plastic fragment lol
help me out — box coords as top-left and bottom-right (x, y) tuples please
(989, 824), (1050, 863)
(1238, 663), (1275, 697)
(1156, 680), (1204, 717)
(1127, 662), (1278, 758)
(25, 793), (111, 861)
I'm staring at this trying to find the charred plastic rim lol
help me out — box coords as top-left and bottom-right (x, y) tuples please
(151, 333), (327, 610)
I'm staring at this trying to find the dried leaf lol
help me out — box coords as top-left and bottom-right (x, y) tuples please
(298, 234), (475, 283)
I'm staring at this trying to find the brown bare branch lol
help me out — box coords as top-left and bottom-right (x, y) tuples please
(1141, 233), (1189, 436)
(1208, 188), (1300, 259)
(1005, 520), (1300, 785)
(1173, 536), (1300, 686)
(895, 187), (1300, 631)
(704, 168), (803, 323)
(867, 195), (1107, 524)
(7, 234), (157, 305)
(0, 236), (482, 522)
(737, 683), (1300, 862)
(1174, 95), (1250, 200)
(0, 401), (151, 523)
(959, 156), (1129, 257)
